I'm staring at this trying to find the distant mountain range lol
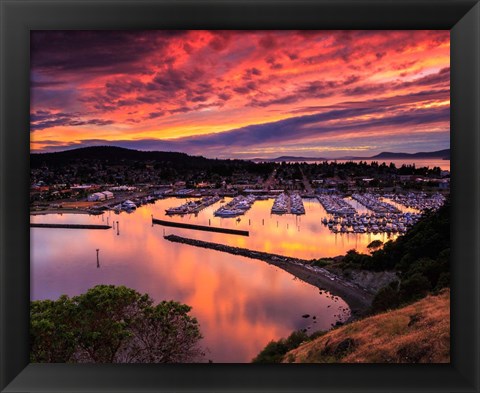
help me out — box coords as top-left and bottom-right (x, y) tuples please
(31, 146), (450, 166)
(250, 155), (328, 162)
(251, 149), (450, 162)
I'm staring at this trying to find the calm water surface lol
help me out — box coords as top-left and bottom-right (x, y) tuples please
(31, 198), (400, 362)
(332, 159), (450, 171)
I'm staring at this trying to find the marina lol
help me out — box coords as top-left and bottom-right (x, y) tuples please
(165, 195), (221, 215)
(214, 195), (256, 217)
(319, 191), (444, 234)
(385, 192), (446, 211)
(321, 211), (421, 234)
(317, 194), (357, 216)
(30, 191), (447, 361)
(271, 193), (305, 215)
(351, 193), (400, 214)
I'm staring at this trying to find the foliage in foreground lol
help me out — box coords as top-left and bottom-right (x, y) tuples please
(30, 285), (204, 363)
(252, 330), (324, 363)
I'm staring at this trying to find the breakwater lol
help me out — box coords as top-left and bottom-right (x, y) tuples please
(163, 234), (373, 317)
(30, 223), (111, 230)
(152, 218), (249, 236)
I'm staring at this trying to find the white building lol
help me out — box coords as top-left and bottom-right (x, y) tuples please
(88, 192), (106, 202)
(88, 191), (114, 201)
(101, 191), (114, 199)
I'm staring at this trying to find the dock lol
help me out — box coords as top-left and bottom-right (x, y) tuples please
(152, 218), (249, 236)
(30, 223), (112, 230)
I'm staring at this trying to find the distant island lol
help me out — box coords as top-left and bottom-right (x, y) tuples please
(31, 146), (450, 166)
(370, 149), (450, 160)
(251, 149), (450, 162)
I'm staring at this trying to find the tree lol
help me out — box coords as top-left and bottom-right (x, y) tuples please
(367, 240), (383, 253)
(252, 330), (309, 363)
(30, 285), (204, 363)
(399, 273), (432, 302)
(30, 295), (77, 363)
(370, 282), (400, 313)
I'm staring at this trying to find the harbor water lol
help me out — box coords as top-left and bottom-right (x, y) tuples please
(31, 197), (404, 362)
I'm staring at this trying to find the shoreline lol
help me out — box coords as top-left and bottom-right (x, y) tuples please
(30, 209), (93, 216)
(164, 234), (373, 319)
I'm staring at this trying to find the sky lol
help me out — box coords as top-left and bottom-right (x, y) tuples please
(30, 30), (450, 159)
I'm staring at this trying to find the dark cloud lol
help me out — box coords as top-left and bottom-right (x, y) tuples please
(344, 83), (386, 96)
(243, 68), (262, 80)
(250, 75), (361, 108)
(194, 83), (213, 94)
(30, 111), (114, 131)
(265, 55), (283, 70)
(191, 95), (209, 103)
(233, 82), (257, 95)
(258, 35), (277, 49)
(31, 31), (171, 75)
(141, 105), (449, 152)
(208, 32), (232, 51)
(217, 92), (232, 101)
(183, 42), (194, 54)
(31, 80), (68, 88)
(290, 89), (450, 114)
(139, 67), (205, 95)
(79, 65), (212, 112)
(169, 106), (191, 114)
(286, 52), (299, 61)
(251, 95), (301, 107)
(397, 67), (450, 89)
(344, 67), (450, 97)
(37, 103), (448, 156)
(147, 111), (166, 119)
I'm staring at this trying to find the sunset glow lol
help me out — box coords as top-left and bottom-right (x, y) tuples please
(31, 30), (450, 158)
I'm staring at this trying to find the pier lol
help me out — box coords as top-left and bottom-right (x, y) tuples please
(164, 234), (373, 317)
(152, 218), (249, 236)
(30, 223), (112, 230)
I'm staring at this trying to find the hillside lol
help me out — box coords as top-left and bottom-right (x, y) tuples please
(30, 146), (275, 184)
(281, 289), (449, 363)
(31, 146), (213, 167)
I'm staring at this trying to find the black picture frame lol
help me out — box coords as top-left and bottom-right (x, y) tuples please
(1, 0), (479, 392)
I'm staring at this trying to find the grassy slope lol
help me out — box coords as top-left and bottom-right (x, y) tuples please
(283, 289), (450, 363)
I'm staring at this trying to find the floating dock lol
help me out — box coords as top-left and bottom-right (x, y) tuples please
(30, 223), (112, 230)
(152, 218), (249, 236)
(165, 195), (221, 215)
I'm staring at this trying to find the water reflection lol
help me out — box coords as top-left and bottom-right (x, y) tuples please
(30, 197), (391, 362)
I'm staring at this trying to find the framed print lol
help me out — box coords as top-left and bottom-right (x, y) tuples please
(1, 0), (479, 392)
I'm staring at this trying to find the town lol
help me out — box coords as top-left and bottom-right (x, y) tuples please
(30, 147), (450, 235)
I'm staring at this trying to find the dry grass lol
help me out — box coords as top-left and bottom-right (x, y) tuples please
(284, 289), (450, 363)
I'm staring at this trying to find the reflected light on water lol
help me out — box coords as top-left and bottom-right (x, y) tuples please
(31, 197), (395, 362)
